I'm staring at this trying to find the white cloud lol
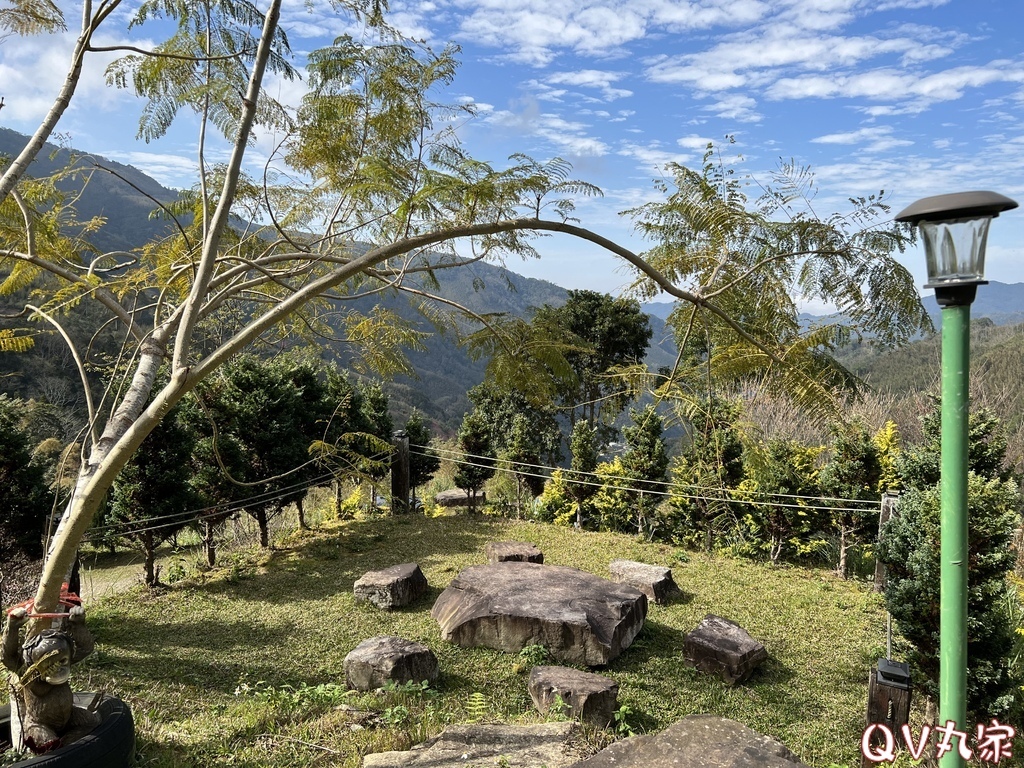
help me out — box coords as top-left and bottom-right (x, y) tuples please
(811, 125), (913, 152)
(767, 62), (1024, 109)
(618, 141), (693, 171)
(487, 108), (610, 156)
(546, 70), (633, 101)
(702, 94), (763, 122)
(677, 134), (716, 150)
(97, 151), (200, 189)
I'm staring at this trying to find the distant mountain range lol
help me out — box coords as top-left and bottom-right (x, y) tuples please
(0, 129), (677, 434)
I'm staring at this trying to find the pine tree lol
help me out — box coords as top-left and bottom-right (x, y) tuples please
(878, 403), (1021, 719)
(453, 410), (495, 514)
(567, 420), (599, 528)
(405, 410), (439, 510)
(620, 405), (669, 536)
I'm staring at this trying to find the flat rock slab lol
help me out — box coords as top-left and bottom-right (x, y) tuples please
(354, 562), (428, 610)
(434, 489), (484, 507)
(683, 614), (768, 685)
(344, 636), (439, 691)
(529, 665), (619, 727)
(431, 562), (647, 666)
(363, 722), (579, 768)
(569, 715), (809, 768)
(486, 541), (544, 564)
(608, 560), (681, 605)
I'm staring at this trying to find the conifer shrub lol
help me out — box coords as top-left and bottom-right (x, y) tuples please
(878, 405), (1023, 720)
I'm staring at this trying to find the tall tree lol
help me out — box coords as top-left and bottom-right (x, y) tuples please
(466, 382), (562, 466)
(741, 439), (823, 564)
(629, 148), (929, 423)
(0, 396), (51, 562)
(818, 419), (881, 578)
(878, 404), (1021, 721)
(566, 419), (599, 529)
(531, 291), (652, 445)
(502, 413), (546, 517)
(670, 396), (746, 551)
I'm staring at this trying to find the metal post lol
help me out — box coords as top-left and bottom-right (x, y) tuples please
(939, 302), (970, 768)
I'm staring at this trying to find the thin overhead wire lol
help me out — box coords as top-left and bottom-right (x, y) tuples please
(412, 443), (880, 513)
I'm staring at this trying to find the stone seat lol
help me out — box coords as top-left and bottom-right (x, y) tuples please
(353, 562), (428, 610)
(682, 614), (767, 685)
(485, 541), (544, 564)
(608, 559), (680, 605)
(344, 636), (439, 691)
(528, 665), (619, 727)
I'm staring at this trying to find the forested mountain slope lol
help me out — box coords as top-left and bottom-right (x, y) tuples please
(0, 130), (676, 434)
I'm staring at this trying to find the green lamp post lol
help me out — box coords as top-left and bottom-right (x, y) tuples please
(895, 191), (1017, 767)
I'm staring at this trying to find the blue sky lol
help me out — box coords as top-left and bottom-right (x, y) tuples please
(1, 0), (1023, 302)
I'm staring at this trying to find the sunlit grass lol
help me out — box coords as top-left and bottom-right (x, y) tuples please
(32, 515), (911, 767)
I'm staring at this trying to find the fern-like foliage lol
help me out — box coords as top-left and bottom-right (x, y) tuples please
(0, 0), (65, 35)
(105, 0), (299, 142)
(624, 143), (931, 425)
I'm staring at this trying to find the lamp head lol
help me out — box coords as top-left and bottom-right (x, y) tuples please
(896, 191), (1018, 304)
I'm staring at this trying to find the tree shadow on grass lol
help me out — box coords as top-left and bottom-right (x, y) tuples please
(191, 515), (504, 605)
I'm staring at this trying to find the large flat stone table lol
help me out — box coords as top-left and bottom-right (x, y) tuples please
(431, 562), (647, 666)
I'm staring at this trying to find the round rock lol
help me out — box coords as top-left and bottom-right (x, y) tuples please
(344, 636), (439, 691)
(430, 562), (647, 666)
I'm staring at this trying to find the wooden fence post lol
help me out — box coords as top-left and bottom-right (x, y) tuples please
(873, 491), (900, 593)
(391, 430), (410, 514)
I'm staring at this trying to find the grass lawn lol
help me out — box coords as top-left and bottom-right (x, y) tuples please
(14, 514), (905, 767)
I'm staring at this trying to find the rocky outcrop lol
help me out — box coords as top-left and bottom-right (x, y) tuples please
(431, 562), (647, 666)
(569, 715), (810, 767)
(363, 722), (579, 768)
(343, 636), (439, 691)
(353, 563), (428, 610)
(608, 560), (681, 605)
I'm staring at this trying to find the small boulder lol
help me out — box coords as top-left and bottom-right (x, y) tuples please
(344, 636), (439, 691)
(363, 722), (578, 768)
(683, 614), (767, 685)
(486, 541), (544, 564)
(431, 562), (647, 666)
(354, 562), (428, 610)
(528, 665), (619, 727)
(568, 715), (809, 767)
(608, 560), (680, 605)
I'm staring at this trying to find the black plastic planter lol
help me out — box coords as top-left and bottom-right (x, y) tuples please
(1, 693), (134, 767)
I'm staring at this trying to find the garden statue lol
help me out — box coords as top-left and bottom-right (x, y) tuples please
(2, 604), (99, 753)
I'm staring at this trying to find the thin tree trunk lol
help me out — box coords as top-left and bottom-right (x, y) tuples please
(143, 531), (156, 587)
(204, 521), (217, 567)
(297, 497), (308, 530)
(334, 479), (342, 519)
(256, 509), (270, 549)
(837, 524), (849, 579)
